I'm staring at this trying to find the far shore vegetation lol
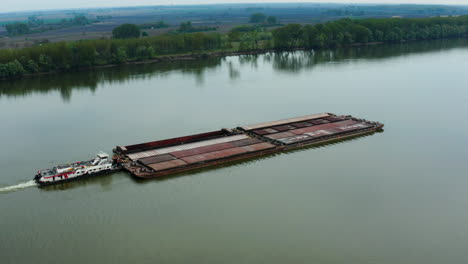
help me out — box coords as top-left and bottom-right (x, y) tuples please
(1, 15), (467, 80)
(4, 15), (98, 36)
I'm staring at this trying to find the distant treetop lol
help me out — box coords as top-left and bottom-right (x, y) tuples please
(249, 13), (267, 24)
(112, 24), (141, 39)
(249, 13), (277, 25)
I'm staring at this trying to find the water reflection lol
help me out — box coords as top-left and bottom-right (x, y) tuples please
(266, 51), (318, 72)
(266, 38), (468, 73)
(238, 54), (260, 68)
(0, 58), (223, 101)
(228, 61), (240, 80)
(1, 39), (467, 102)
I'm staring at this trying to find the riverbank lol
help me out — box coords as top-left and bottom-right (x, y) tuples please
(0, 43), (385, 80)
(5, 39), (457, 80)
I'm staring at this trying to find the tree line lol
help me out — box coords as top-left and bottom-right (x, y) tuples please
(4, 15), (91, 36)
(249, 13), (278, 25)
(1, 16), (467, 79)
(177, 21), (217, 33)
(0, 32), (224, 79)
(272, 16), (468, 49)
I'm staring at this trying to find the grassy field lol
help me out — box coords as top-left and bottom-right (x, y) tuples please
(1, 3), (468, 49)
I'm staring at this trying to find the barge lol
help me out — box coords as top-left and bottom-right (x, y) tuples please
(114, 113), (384, 179)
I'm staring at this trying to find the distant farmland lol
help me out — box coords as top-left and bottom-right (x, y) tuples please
(1, 3), (468, 49)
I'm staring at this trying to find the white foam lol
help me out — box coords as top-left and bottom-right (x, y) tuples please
(0, 180), (37, 193)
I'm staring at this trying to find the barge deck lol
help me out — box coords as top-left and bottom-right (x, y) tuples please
(114, 113), (384, 178)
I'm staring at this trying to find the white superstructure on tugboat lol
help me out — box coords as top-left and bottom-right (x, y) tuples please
(34, 153), (117, 186)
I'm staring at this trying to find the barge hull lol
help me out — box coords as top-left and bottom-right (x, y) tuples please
(114, 113), (384, 179)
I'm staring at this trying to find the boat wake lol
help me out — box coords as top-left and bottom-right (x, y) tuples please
(0, 180), (37, 193)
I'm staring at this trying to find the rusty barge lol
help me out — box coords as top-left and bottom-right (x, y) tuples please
(113, 113), (384, 178)
(113, 113), (384, 179)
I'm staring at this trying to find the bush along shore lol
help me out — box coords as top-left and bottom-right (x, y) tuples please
(1, 16), (468, 80)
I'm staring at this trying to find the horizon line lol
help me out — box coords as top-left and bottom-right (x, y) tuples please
(1, 1), (468, 15)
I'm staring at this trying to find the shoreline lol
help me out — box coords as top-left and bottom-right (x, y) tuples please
(0, 44), (381, 81)
(1, 37), (465, 81)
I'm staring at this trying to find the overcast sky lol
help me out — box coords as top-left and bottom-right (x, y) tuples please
(2, 0), (467, 13)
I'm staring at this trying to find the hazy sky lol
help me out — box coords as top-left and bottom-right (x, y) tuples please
(1, 0), (467, 13)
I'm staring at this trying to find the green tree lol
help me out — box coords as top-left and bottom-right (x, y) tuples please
(249, 13), (266, 24)
(267, 16), (277, 25)
(179, 21), (194, 32)
(302, 25), (320, 48)
(113, 47), (127, 63)
(272, 24), (303, 49)
(136, 46), (154, 60)
(286, 24), (303, 47)
(5, 23), (30, 36)
(4, 60), (26, 77)
(112, 24), (141, 39)
(350, 25), (372, 43)
(25, 59), (39, 73)
(238, 31), (259, 51)
(373, 30), (384, 42)
(38, 54), (54, 71)
(228, 30), (241, 42)
(0, 64), (8, 79)
(156, 21), (169, 28)
(189, 32), (204, 52)
(72, 42), (96, 67)
(72, 15), (89, 26)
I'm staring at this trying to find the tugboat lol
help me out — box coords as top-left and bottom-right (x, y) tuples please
(34, 152), (119, 186)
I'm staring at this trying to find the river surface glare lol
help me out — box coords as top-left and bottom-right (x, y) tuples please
(1, 39), (468, 264)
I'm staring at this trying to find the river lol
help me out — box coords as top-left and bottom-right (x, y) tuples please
(1, 39), (468, 264)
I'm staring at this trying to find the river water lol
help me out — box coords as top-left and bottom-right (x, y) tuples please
(1, 39), (468, 264)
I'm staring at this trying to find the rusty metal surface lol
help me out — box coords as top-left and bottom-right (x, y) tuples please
(148, 159), (188, 171)
(290, 122), (312, 128)
(252, 129), (271, 135)
(272, 125), (296, 131)
(170, 142), (234, 158)
(240, 142), (276, 152)
(180, 147), (248, 164)
(230, 138), (262, 147)
(336, 123), (371, 132)
(138, 154), (176, 165)
(240, 113), (330, 131)
(287, 120), (370, 139)
(122, 130), (230, 153)
(130, 147), (281, 178)
(215, 148), (248, 158)
(179, 154), (208, 164)
(264, 128), (278, 134)
(333, 120), (359, 126)
(179, 142), (275, 165)
(277, 134), (313, 144)
(289, 120), (358, 135)
(309, 119), (329, 125)
(127, 134), (249, 160)
(265, 132), (296, 140)
(320, 127), (342, 133)
(303, 130), (335, 138)
(324, 116), (346, 122)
